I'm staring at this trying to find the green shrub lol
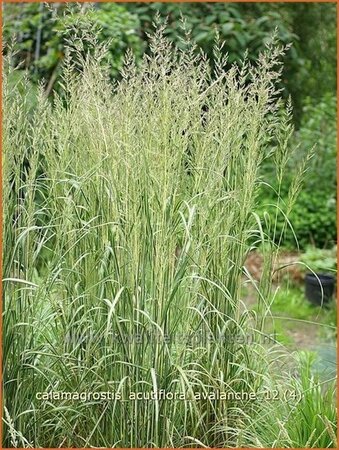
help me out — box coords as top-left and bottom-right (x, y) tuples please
(301, 246), (337, 274)
(258, 93), (336, 249)
(289, 94), (336, 248)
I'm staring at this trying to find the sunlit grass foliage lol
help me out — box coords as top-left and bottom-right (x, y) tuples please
(2, 19), (336, 448)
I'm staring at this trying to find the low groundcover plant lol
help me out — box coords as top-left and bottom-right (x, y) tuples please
(2, 18), (336, 448)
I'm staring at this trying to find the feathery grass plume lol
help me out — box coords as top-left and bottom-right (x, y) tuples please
(3, 15), (334, 448)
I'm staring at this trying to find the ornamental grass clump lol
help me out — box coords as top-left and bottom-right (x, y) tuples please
(3, 20), (335, 448)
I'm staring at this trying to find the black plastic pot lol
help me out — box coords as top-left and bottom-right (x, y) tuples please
(305, 273), (335, 306)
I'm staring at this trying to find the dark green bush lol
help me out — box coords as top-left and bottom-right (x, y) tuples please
(258, 94), (336, 249)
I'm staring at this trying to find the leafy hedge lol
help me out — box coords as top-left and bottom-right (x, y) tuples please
(258, 94), (336, 249)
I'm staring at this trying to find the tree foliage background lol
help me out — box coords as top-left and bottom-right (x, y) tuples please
(3, 1), (337, 248)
